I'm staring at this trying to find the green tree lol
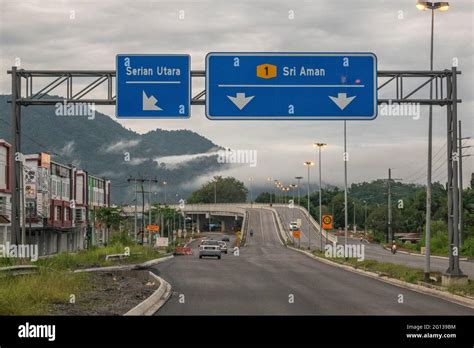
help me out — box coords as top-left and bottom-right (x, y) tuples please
(187, 176), (248, 203)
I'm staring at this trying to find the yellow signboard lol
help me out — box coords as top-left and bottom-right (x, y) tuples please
(292, 230), (301, 239)
(322, 215), (333, 230)
(256, 63), (277, 79)
(146, 224), (160, 232)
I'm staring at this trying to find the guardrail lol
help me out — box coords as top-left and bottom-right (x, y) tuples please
(0, 265), (39, 277)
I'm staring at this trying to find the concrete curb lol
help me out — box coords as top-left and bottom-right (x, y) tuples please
(124, 271), (172, 316)
(73, 255), (174, 273)
(381, 246), (469, 261)
(287, 246), (474, 310)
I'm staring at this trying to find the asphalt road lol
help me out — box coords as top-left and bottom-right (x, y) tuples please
(153, 208), (473, 315)
(275, 206), (474, 279)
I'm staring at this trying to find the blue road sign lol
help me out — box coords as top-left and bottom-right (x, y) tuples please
(206, 53), (377, 120)
(116, 54), (190, 118)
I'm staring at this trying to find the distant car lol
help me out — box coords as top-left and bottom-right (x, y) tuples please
(221, 237), (230, 242)
(200, 239), (219, 246)
(199, 243), (221, 259)
(289, 222), (299, 231)
(218, 241), (228, 254)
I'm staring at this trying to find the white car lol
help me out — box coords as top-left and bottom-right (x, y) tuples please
(199, 240), (221, 259)
(289, 221), (299, 231)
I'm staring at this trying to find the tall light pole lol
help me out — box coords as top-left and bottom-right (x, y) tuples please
(248, 177), (254, 205)
(416, 0), (450, 282)
(353, 201), (356, 234)
(267, 177), (273, 204)
(314, 142), (327, 250)
(295, 176), (303, 206)
(162, 181), (167, 205)
(304, 161), (314, 250)
(363, 200), (368, 235)
(213, 178), (217, 204)
(274, 180), (278, 205)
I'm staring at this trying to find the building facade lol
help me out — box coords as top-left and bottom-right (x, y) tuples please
(0, 139), (12, 245)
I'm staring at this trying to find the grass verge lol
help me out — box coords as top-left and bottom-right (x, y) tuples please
(0, 242), (169, 314)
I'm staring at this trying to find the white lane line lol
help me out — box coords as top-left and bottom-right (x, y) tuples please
(259, 209), (265, 244)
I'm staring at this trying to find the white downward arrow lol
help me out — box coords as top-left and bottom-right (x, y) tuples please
(329, 93), (356, 110)
(227, 93), (255, 110)
(142, 91), (162, 111)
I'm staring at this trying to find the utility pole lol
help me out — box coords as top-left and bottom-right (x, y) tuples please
(387, 168), (402, 243)
(128, 177), (158, 244)
(10, 66), (22, 245)
(457, 120), (471, 246)
(388, 169), (392, 243)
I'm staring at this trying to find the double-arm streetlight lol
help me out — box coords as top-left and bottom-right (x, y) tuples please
(304, 161), (315, 250)
(314, 142), (327, 250)
(416, 0), (450, 282)
(295, 176), (303, 206)
(267, 177), (273, 204)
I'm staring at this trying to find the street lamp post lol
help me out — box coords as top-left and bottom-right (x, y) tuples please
(248, 177), (254, 206)
(304, 161), (314, 250)
(295, 176), (303, 206)
(214, 178), (217, 204)
(353, 201), (356, 234)
(363, 200), (368, 235)
(267, 177), (273, 204)
(314, 142), (327, 250)
(416, 0), (450, 282)
(162, 181), (168, 205)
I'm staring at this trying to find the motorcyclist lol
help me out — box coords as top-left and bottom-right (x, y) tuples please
(391, 240), (397, 254)
(250, 229), (254, 237)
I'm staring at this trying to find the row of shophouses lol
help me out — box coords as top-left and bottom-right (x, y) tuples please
(0, 139), (111, 256)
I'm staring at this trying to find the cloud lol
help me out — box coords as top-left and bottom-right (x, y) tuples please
(0, 0), (472, 188)
(103, 139), (140, 153)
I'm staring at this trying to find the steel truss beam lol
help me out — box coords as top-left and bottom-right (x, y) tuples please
(8, 69), (461, 106)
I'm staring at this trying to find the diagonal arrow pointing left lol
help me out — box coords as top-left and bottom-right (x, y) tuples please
(142, 91), (163, 111)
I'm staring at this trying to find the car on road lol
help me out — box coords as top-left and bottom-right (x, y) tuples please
(200, 239), (219, 246)
(221, 236), (230, 242)
(218, 241), (228, 254)
(289, 221), (299, 231)
(199, 242), (221, 259)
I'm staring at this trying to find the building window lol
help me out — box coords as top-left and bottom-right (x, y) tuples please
(64, 207), (69, 221)
(55, 206), (61, 221)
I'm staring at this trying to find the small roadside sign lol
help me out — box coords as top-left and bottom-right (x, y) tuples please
(322, 215), (333, 230)
(146, 224), (160, 232)
(293, 230), (301, 239)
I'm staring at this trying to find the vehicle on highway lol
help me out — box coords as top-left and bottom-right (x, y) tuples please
(289, 221), (299, 231)
(199, 243), (221, 259)
(218, 241), (228, 254)
(200, 239), (219, 246)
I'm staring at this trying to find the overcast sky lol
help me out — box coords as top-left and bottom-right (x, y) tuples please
(0, 0), (473, 190)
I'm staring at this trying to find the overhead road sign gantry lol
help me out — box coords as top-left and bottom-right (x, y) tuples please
(206, 52), (377, 120)
(116, 54), (191, 118)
